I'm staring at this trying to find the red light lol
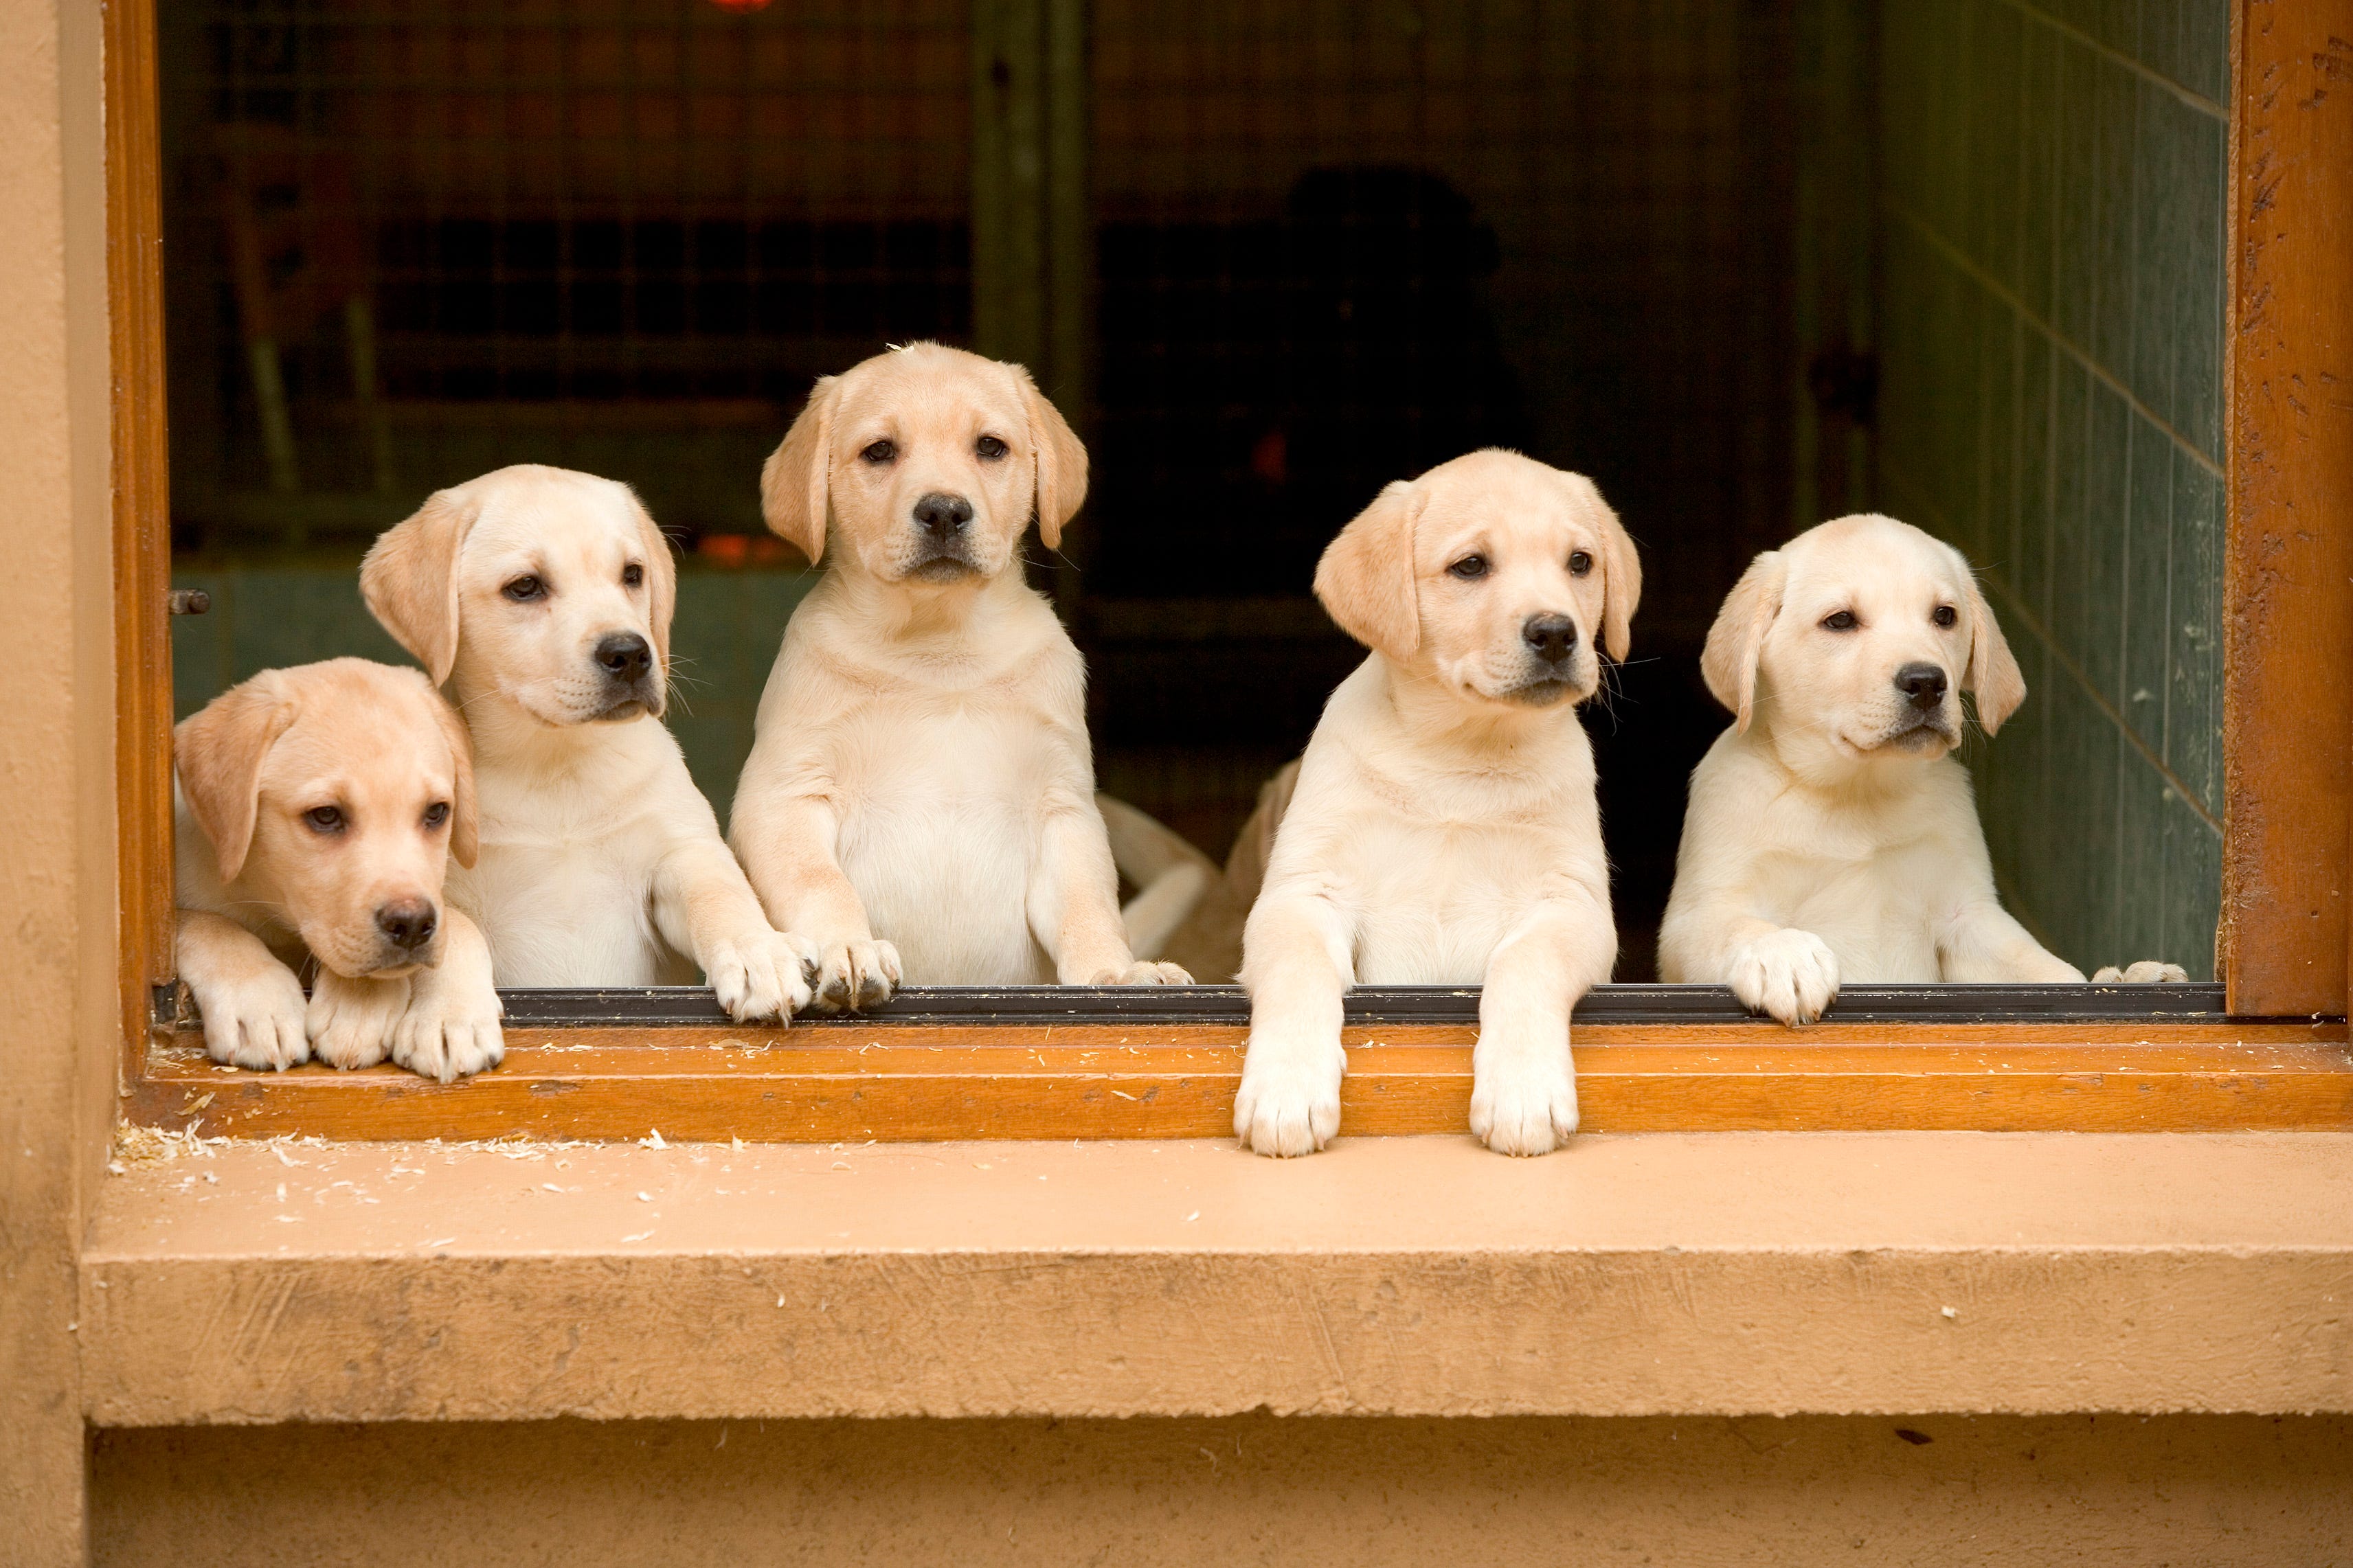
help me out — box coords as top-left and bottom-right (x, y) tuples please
(709, 0), (772, 11)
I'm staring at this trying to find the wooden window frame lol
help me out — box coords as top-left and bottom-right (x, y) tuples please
(109, 0), (2353, 1142)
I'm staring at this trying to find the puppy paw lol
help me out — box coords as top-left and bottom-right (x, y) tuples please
(1470, 1052), (1579, 1157)
(708, 929), (818, 1022)
(1727, 928), (1841, 1026)
(2092, 960), (2189, 984)
(1233, 1039), (1344, 1157)
(306, 969), (411, 1071)
(1092, 959), (1194, 986)
(813, 938), (902, 1012)
(197, 968), (313, 1072)
(390, 971), (505, 1084)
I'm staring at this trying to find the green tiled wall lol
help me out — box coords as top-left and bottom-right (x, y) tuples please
(170, 566), (818, 824)
(1876, 0), (2226, 977)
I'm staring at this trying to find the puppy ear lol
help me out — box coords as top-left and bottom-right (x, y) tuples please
(412, 674), (481, 870)
(627, 488), (679, 698)
(174, 672), (296, 884)
(1700, 550), (1786, 733)
(361, 485), (482, 686)
(1017, 365), (1089, 549)
(763, 376), (838, 564)
(1314, 479), (1425, 662)
(1574, 474), (1643, 661)
(1958, 558), (2027, 735)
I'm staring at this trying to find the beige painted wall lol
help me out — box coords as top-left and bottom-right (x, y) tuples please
(91, 1413), (2353, 1567)
(0, 0), (122, 1556)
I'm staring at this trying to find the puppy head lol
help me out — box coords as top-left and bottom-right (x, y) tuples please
(363, 464), (678, 726)
(761, 341), (1087, 588)
(1702, 512), (2025, 759)
(176, 659), (475, 978)
(1314, 449), (1640, 709)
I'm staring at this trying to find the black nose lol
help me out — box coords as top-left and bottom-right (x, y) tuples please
(1895, 662), (1949, 707)
(595, 633), (653, 685)
(1522, 614), (1579, 664)
(913, 492), (974, 537)
(376, 899), (438, 952)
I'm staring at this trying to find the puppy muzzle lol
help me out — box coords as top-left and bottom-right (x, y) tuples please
(901, 491), (983, 582)
(903, 546), (981, 583)
(1874, 661), (1957, 747)
(1873, 705), (1959, 751)
(587, 631), (664, 720)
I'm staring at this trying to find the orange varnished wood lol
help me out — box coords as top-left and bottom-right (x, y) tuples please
(130, 1022), (2353, 1141)
(2222, 0), (2353, 1014)
(107, 0), (175, 1073)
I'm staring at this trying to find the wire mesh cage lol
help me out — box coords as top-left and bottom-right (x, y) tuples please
(164, 0), (972, 545)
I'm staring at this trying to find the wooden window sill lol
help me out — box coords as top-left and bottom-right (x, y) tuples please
(130, 984), (2353, 1141)
(80, 1129), (2353, 1424)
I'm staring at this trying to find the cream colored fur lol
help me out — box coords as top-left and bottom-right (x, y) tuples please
(1100, 764), (1300, 984)
(1658, 512), (2187, 1023)
(173, 657), (503, 1081)
(730, 341), (1190, 1002)
(1237, 449), (1639, 1157)
(361, 464), (814, 1021)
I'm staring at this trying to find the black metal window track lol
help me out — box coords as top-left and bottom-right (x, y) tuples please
(160, 982), (2246, 1031)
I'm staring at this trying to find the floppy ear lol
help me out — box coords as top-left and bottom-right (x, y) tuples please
(624, 487), (679, 692)
(1573, 474), (1643, 661)
(418, 677), (480, 870)
(1700, 550), (1786, 733)
(1016, 365), (1089, 549)
(762, 376), (839, 564)
(1314, 479), (1425, 662)
(174, 672), (296, 884)
(361, 485), (483, 685)
(1957, 556), (2027, 736)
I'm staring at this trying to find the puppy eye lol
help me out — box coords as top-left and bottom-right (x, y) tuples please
(1448, 555), (1489, 581)
(975, 435), (1009, 461)
(1932, 604), (1958, 628)
(622, 564), (644, 589)
(861, 440), (898, 465)
(1821, 609), (1859, 632)
(423, 802), (450, 830)
(304, 806), (346, 833)
(502, 576), (545, 603)
(1568, 550), (1593, 576)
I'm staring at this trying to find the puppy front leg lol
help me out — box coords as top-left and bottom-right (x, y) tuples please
(390, 907), (505, 1082)
(1937, 900), (2084, 984)
(1472, 894), (1614, 1157)
(654, 837), (816, 1023)
(1030, 800), (1192, 986)
(307, 968), (411, 1071)
(174, 909), (310, 1071)
(730, 793), (898, 1010)
(1235, 892), (1353, 1156)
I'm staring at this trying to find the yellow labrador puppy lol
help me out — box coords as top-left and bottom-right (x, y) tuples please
(1658, 512), (2187, 1023)
(1236, 449), (1640, 1157)
(731, 341), (1190, 1002)
(174, 658), (502, 1080)
(362, 464), (814, 1020)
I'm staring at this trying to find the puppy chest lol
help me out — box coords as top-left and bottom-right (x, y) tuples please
(831, 730), (1059, 983)
(460, 819), (675, 986)
(1759, 843), (1949, 981)
(1346, 824), (1595, 985)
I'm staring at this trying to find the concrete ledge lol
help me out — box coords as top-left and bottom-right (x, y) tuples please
(80, 1132), (2353, 1424)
